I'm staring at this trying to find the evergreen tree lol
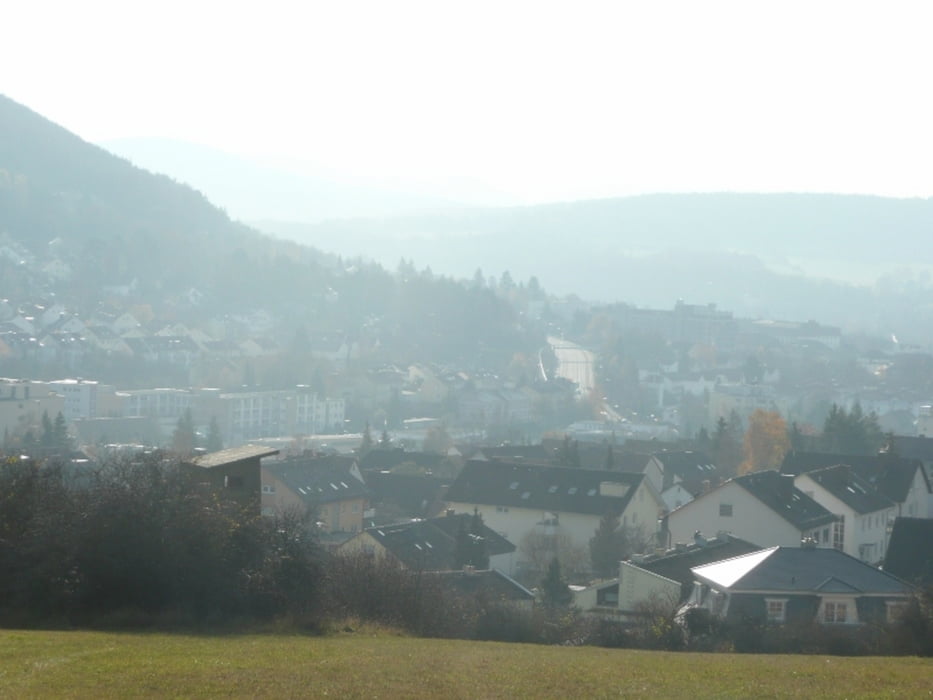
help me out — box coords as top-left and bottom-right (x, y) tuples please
(40, 411), (54, 448)
(541, 557), (572, 608)
(359, 422), (374, 457)
(589, 511), (631, 579)
(379, 429), (392, 448)
(820, 402), (883, 455)
(172, 408), (197, 455)
(52, 412), (70, 451)
(206, 416), (223, 452)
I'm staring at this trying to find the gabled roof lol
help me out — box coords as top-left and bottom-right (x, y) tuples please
(797, 464), (895, 514)
(362, 470), (448, 519)
(193, 445), (280, 469)
(265, 455), (367, 505)
(445, 460), (648, 516)
(651, 450), (719, 492)
(693, 546), (912, 595)
(359, 448), (446, 472)
(426, 568), (535, 602)
(733, 470), (837, 531)
(636, 534), (760, 595)
(782, 450), (930, 503)
(883, 517), (933, 585)
(364, 513), (515, 571)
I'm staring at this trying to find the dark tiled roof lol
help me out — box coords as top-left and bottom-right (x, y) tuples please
(651, 450), (719, 491)
(782, 450), (930, 503)
(445, 460), (645, 516)
(427, 513), (514, 556)
(800, 464), (895, 514)
(266, 455), (367, 505)
(362, 470), (448, 519)
(426, 568), (534, 602)
(637, 535), (760, 598)
(883, 517), (933, 585)
(359, 448), (446, 472)
(890, 436), (933, 461)
(365, 513), (515, 571)
(734, 470), (837, 530)
(694, 546), (912, 595)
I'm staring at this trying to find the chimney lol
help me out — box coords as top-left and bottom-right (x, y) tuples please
(445, 508), (455, 517)
(801, 536), (817, 549)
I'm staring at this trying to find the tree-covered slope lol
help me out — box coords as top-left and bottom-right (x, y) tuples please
(0, 94), (531, 367)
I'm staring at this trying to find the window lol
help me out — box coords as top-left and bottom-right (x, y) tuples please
(833, 516), (845, 551)
(886, 601), (907, 624)
(823, 601), (848, 624)
(225, 475), (244, 489)
(765, 598), (787, 624)
(261, 484), (275, 494)
(719, 503), (733, 517)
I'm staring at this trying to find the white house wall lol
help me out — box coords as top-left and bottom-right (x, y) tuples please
(618, 562), (681, 617)
(794, 473), (894, 562)
(666, 481), (816, 549)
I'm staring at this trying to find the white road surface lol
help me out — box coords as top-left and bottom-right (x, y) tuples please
(547, 336), (596, 397)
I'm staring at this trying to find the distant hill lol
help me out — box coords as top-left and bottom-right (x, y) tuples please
(257, 193), (933, 340)
(0, 94), (527, 367)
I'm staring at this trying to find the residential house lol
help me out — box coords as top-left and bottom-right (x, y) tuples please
(427, 568), (535, 610)
(361, 470), (448, 522)
(882, 436), (933, 516)
(261, 454), (368, 535)
(339, 512), (516, 574)
(187, 444), (280, 512)
(793, 465), (897, 563)
(883, 517), (933, 586)
(782, 450), (931, 519)
(684, 544), (913, 627)
(572, 533), (759, 620)
(445, 459), (665, 577)
(645, 450), (719, 510)
(665, 470), (837, 551)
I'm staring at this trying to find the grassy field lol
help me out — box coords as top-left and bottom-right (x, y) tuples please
(1, 628), (931, 698)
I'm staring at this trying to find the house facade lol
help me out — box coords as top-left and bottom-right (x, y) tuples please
(445, 460), (664, 577)
(665, 470), (837, 550)
(685, 545), (913, 627)
(794, 465), (896, 563)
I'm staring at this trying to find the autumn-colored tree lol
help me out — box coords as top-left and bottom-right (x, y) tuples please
(740, 409), (790, 474)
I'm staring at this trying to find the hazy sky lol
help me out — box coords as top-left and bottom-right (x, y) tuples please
(4, 1), (933, 203)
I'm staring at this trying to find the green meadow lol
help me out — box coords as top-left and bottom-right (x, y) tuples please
(1, 628), (930, 698)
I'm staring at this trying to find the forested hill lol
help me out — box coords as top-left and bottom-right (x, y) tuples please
(0, 95), (531, 366)
(272, 191), (933, 267)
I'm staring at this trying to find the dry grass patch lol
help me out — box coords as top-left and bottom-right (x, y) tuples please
(1, 629), (930, 698)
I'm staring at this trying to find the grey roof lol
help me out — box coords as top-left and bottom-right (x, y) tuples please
(799, 464), (895, 514)
(266, 455), (367, 505)
(651, 450), (719, 491)
(193, 445), (280, 469)
(883, 517), (933, 585)
(427, 568), (534, 602)
(637, 534), (760, 598)
(364, 514), (515, 571)
(445, 459), (646, 516)
(734, 470), (837, 530)
(693, 546), (913, 595)
(359, 448), (446, 472)
(782, 450), (930, 503)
